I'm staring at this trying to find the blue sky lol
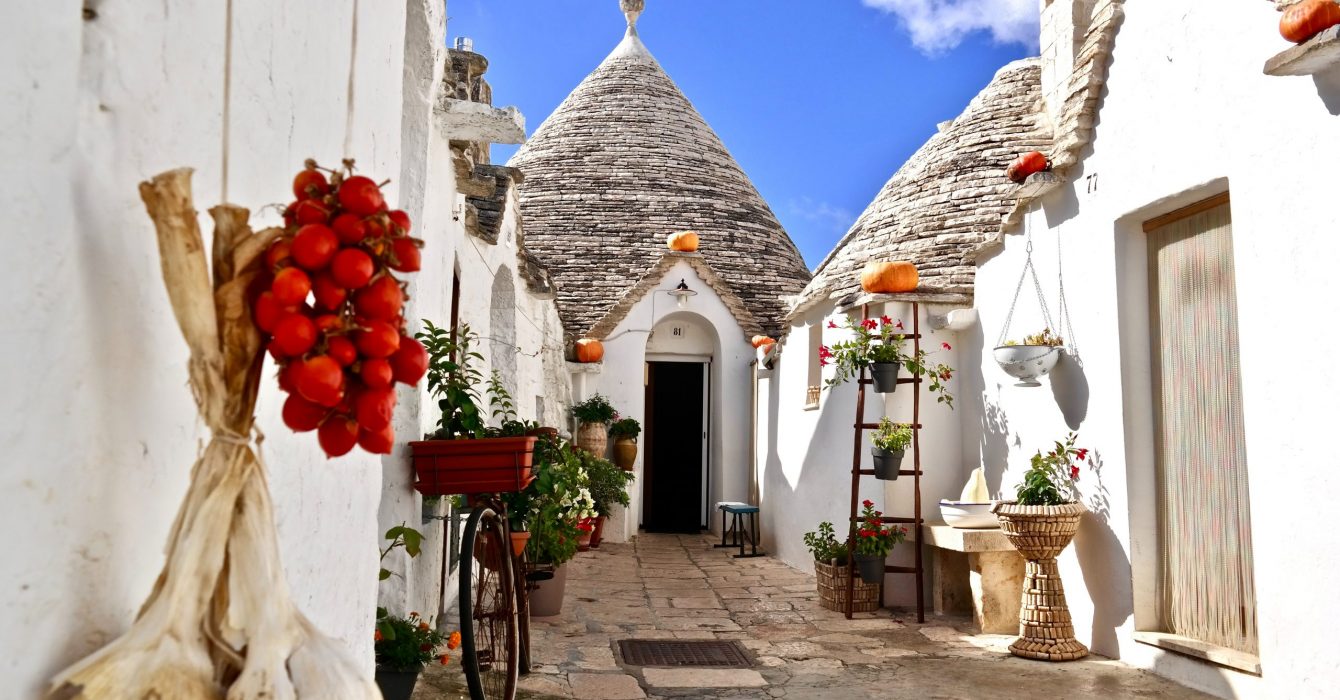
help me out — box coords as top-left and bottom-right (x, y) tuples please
(451, 0), (1036, 268)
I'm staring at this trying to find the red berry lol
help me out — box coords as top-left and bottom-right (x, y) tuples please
(293, 168), (330, 201)
(272, 268), (311, 306)
(332, 213), (368, 245)
(328, 335), (358, 366)
(291, 224), (339, 270)
(282, 203), (297, 228)
(272, 314), (317, 357)
(355, 320), (401, 359)
(331, 248), (375, 289)
(365, 216), (388, 239)
(282, 394), (328, 432)
(318, 415), (360, 458)
(361, 358), (394, 389)
(254, 291), (293, 333)
(388, 210), (412, 235)
(358, 424), (395, 455)
(312, 274), (347, 311)
(353, 275), (404, 320)
(266, 239), (293, 270)
(355, 386), (396, 432)
(293, 199), (331, 226)
(277, 361), (299, 393)
(389, 237), (421, 273)
(338, 176), (385, 216)
(390, 336), (428, 385)
(294, 356), (345, 407)
(314, 313), (343, 334)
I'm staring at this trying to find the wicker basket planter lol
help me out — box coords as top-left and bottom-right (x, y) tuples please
(815, 559), (880, 613)
(576, 422), (608, 456)
(992, 501), (1089, 661)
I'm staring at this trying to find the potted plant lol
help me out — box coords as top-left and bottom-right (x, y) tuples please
(851, 500), (907, 584)
(993, 328), (1064, 387)
(805, 521), (880, 613)
(584, 450), (636, 547)
(870, 417), (912, 481)
(820, 315), (954, 405)
(992, 433), (1091, 661)
(373, 611), (459, 700)
(608, 417), (641, 471)
(409, 322), (538, 496)
(571, 394), (617, 456)
(523, 439), (596, 616)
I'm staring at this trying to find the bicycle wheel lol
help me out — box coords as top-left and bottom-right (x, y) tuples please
(459, 505), (519, 700)
(515, 549), (532, 675)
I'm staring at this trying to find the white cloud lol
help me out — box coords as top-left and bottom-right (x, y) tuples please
(788, 198), (857, 236)
(863, 0), (1040, 55)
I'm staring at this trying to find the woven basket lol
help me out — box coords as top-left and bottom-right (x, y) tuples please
(815, 559), (880, 613)
(991, 501), (1089, 661)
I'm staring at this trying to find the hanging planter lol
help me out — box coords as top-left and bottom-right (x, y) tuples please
(870, 417), (911, 481)
(869, 362), (901, 393)
(994, 328), (1064, 387)
(410, 436), (538, 495)
(851, 500), (907, 585)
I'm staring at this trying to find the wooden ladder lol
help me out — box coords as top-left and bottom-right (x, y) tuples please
(844, 301), (925, 622)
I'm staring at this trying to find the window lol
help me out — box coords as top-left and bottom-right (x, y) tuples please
(805, 322), (822, 408)
(1145, 193), (1258, 656)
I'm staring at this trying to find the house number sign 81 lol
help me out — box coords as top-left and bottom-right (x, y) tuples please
(672, 327), (683, 336)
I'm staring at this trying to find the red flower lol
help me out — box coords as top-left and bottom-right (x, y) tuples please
(1070, 465), (1080, 480)
(862, 499), (874, 508)
(874, 511), (882, 517)
(440, 655), (451, 665)
(941, 342), (952, 351)
(819, 357), (829, 366)
(880, 315), (893, 326)
(939, 370), (952, 381)
(827, 320), (838, 329)
(818, 345), (833, 358)
(861, 318), (878, 330)
(1076, 448), (1089, 460)
(895, 320), (904, 330)
(374, 630), (383, 641)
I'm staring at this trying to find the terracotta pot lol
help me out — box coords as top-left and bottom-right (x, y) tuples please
(576, 422), (608, 456)
(577, 518), (594, 552)
(409, 437), (537, 496)
(612, 437), (637, 471)
(528, 563), (568, 617)
(590, 516), (607, 548)
(992, 501), (1089, 662)
(374, 668), (419, 700)
(510, 530), (531, 557)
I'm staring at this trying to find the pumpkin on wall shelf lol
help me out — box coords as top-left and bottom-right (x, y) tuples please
(667, 230), (700, 252)
(751, 335), (776, 350)
(860, 261), (919, 294)
(575, 338), (604, 363)
(1280, 0), (1340, 44)
(1006, 151), (1051, 184)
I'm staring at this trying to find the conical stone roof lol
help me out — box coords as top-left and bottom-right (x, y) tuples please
(508, 6), (811, 339)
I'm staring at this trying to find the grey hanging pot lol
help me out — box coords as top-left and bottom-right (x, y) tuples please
(870, 362), (901, 393)
(870, 447), (905, 480)
(854, 554), (887, 584)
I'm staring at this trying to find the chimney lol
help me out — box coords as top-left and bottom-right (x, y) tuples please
(454, 37), (474, 53)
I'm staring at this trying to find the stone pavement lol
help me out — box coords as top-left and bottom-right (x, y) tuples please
(417, 533), (1212, 700)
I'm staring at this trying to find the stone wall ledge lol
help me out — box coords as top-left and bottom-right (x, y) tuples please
(1265, 25), (1340, 76)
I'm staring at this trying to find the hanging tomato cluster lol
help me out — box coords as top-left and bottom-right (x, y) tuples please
(255, 159), (428, 458)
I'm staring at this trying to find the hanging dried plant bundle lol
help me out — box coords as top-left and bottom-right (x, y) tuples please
(47, 168), (378, 699)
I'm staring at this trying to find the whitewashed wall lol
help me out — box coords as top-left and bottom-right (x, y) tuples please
(586, 259), (756, 542)
(0, 1), (420, 696)
(758, 302), (964, 606)
(969, 3), (1340, 698)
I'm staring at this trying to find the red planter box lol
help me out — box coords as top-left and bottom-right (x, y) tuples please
(409, 437), (537, 496)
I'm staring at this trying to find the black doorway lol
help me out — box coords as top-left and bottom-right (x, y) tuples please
(642, 361), (707, 533)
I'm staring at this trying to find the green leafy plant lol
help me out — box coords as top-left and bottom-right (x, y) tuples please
(609, 417), (641, 439)
(571, 394), (617, 425)
(1004, 328), (1065, 347)
(417, 321), (535, 439)
(803, 521), (849, 563)
(373, 611), (457, 672)
(583, 450), (635, 516)
(871, 417), (912, 453)
(852, 500), (907, 557)
(378, 523), (424, 581)
(518, 439), (596, 565)
(1015, 433), (1088, 506)
(819, 315), (955, 407)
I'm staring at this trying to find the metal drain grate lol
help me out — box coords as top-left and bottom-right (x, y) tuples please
(617, 640), (752, 668)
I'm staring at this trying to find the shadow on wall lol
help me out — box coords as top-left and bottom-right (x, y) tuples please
(1049, 350), (1090, 430)
(1073, 448), (1134, 658)
(1314, 69), (1340, 116)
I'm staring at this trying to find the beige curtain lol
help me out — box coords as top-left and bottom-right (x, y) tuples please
(1147, 198), (1259, 654)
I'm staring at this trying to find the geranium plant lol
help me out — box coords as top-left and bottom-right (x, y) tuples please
(1015, 433), (1089, 506)
(871, 417), (912, 453)
(571, 394), (617, 425)
(819, 315), (955, 407)
(373, 611), (460, 672)
(853, 500), (907, 557)
(521, 439), (597, 565)
(803, 521), (848, 563)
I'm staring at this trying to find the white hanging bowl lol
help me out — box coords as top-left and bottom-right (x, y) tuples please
(993, 345), (1061, 387)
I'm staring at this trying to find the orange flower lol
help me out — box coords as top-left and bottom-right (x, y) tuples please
(440, 654), (450, 665)
(418, 622), (430, 631)
(374, 630), (383, 641)
(447, 631), (462, 650)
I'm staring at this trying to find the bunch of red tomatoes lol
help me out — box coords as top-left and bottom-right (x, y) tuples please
(254, 160), (428, 457)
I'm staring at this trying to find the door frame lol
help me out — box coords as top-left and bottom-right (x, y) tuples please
(642, 355), (712, 530)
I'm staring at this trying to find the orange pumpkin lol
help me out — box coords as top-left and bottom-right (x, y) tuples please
(751, 335), (776, 349)
(1281, 0), (1340, 43)
(667, 231), (700, 252)
(574, 338), (604, 363)
(1006, 151), (1051, 184)
(860, 261), (919, 294)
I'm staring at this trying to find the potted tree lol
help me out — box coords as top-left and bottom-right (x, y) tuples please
(608, 417), (641, 471)
(805, 521), (880, 613)
(571, 394), (617, 456)
(523, 439), (596, 616)
(870, 417), (912, 481)
(851, 500), (907, 584)
(821, 315), (954, 405)
(409, 322), (538, 496)
(993, 328), (1064, 387)
(992, 433), (1090, 661)
(584, 450), (635, 547)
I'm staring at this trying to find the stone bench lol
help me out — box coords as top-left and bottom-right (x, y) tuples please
(922, 523), (1024, 634)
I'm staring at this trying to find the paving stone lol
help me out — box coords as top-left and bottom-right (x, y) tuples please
(642, 668), (768, 689)
(669, 597), (724, 609)
(568, 672), (646, 700)
(810, 633), (881, 646)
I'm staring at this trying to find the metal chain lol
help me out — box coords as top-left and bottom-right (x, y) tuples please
(1056, 226), (1080, 362)
(996, 205), (1056, 347)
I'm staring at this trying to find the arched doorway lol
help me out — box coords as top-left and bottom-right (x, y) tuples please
(641, 313), (716, 532)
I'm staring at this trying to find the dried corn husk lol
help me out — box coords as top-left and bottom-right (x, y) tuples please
(48, 169), (379, 699)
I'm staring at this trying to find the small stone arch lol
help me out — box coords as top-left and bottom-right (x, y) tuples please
(489, 268), (518, 403)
